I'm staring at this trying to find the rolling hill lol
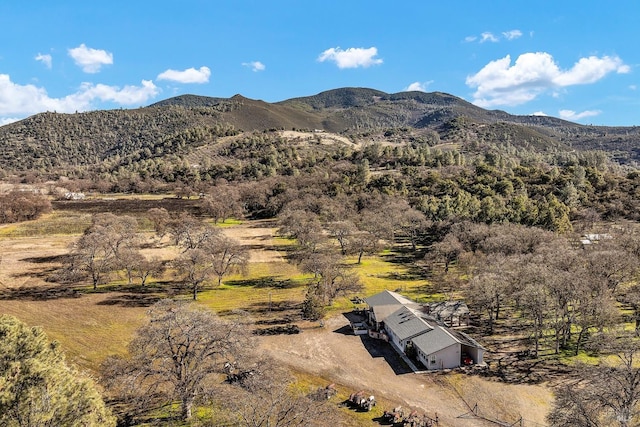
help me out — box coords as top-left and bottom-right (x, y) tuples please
(1, 87), (640, 175)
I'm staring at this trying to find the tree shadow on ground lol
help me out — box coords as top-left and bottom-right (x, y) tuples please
(0, 283), (83, 301)
(246, 219), (278, 228)
(13, 254), (70, 280)
(376, 269), (425, 282)
(225, 276), (302, 289)
(360, 335), (413, 375)
(21, 254), (70, 264)
(96, 293), (163, 308)
(477, 353), (576, 385)
(218, 300), (301, 316)
(381, 246), (427, 265)
(89, 282), (179, 307)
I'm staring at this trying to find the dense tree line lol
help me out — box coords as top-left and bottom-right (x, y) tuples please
(426, 221), (640, 357)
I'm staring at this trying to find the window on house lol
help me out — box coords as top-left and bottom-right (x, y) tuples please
(430, 355), (436, 364)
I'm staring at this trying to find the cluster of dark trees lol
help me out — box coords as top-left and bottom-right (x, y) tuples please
(16, 127), (635, 234)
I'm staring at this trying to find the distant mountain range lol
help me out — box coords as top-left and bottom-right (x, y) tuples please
(1, 87), (640, 173)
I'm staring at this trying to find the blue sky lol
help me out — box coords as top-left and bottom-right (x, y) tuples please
(0, 1), (638, 126)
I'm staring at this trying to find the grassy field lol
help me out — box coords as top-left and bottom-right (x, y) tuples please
(0, 207), (433, 372)
(0, 201), (557, 426)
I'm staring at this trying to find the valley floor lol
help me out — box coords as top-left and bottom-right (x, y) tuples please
(0, 216), (553, 426)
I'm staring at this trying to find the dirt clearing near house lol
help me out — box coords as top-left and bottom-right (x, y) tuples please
(259, 313), (552, 426)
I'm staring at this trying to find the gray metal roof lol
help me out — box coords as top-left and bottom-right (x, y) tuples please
(364, 290), (415, 307)
(365, 290), (485, 355)
(372, 305), (406, 324)
(411, 323), (459, 355)
(383, 306), (433, 341)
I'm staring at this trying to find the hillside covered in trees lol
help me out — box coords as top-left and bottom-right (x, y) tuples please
(1, 88), (640, 229)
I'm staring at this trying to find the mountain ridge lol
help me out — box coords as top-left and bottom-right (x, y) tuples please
(1, 87), (640, 175)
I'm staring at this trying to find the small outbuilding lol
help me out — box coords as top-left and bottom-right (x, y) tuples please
(425, 301), (470, 327)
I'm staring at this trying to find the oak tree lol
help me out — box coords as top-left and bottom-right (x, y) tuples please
(102, 300), (252, 422)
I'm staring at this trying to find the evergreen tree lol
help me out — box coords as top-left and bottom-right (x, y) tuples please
(0, 315), (115, 427)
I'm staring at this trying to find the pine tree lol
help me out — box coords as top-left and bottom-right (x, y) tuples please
(0, 315), (116, 427)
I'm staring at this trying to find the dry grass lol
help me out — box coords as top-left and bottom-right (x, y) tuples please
(0, 207), (556, 424)
(0, 216), (432, 372)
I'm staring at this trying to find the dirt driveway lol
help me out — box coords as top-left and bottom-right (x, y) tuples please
(259, 313), (552, 427)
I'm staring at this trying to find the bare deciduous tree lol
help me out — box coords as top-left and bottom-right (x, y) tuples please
(147, 207), (170, 241)
(173, 249), (214, 300)
(135, 256), (166, 286)
(201, 184), (245, 223)
(327, 220), (356, 256)
(206, 236), (249, 286)
(548, 332), (640, 427)
(301, 252), (362, 305)
(222, 360), (341, 427)
(68, 213), (140, 289)
(428, 233), (463, 273)
(102, 300), (252, 422)
(168, 213), (220, 251)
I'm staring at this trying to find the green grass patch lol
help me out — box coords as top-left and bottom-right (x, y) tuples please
(323, 253), (431, 315)
(214, 217), (243, 227)
(0, 212), (92, 237)
(196, 262), (310, 314)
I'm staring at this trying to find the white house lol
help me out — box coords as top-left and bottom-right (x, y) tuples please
(363, 290), (485, 370)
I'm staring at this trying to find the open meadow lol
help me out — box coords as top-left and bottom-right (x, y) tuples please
(0, 198), (555, 426)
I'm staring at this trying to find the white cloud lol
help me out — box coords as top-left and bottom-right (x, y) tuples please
(68, 44), (113, 73)
(502, 30), (523, 40)
(157, 66), (211, 83)
(466, 52), (629, 107)
(317, 47), (383, 69)
(35, 53), (52, 69)
(559, 109), (601, 121)
(630, 85), (637, 90)
(404, 81), (434, 92)
(467, 30), (524, 43)
(554, 56), (630, 86)
(532, 111), (548, 116)
(1, 117), (20, 126)
(480, 32), (499, 43)
(0, 74), (158, 117)
(242, 61), (265, 72)
(75, 80), (159, 105)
